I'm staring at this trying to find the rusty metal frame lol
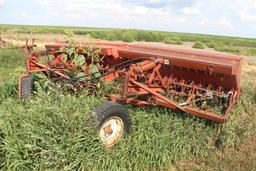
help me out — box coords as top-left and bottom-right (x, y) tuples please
(0, 38), (36, 53)
(19, 41), (242, 123)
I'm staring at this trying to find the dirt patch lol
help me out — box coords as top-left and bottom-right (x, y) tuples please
(1, 33), (89, 42)
(132, 41), (215, 51)
(243, 55), (256, 65)
(2, 33), (256, 61)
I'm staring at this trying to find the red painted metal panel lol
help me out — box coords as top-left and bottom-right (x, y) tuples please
(45, 42), (242, 75)
(19, 41), (243, 122)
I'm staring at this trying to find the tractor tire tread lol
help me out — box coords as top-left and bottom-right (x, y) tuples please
(20, 76), (33, 99)
(93, 102), (131, 134)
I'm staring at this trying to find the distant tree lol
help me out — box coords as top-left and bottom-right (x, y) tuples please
(107, 33), (118, 41)
(122, 32), (135, 42)
(206, 41), (217, 48)
(193, 41), (205, 49)
(163, 36), (183, 45)
(136, 31), (154, 42)
(63, 29), (75, 37)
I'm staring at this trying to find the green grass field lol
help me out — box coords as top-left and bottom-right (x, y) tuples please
(0, 30), (256, 170)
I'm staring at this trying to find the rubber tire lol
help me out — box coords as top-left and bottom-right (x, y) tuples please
(93, 102), (131, 142)
(20, 76), (34, 100)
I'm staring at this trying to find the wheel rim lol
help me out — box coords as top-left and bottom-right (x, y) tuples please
(99, 116), (124, 147)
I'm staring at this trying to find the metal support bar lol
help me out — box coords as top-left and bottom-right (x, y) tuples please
(122, 72), (129, 98)
(130, 79), (187, 113)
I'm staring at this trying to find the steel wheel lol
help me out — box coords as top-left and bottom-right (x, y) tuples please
(99, 116), (124, 147)
(92, 102), (131, 148)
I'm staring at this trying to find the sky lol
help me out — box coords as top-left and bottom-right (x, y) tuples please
(0, 0), (256, 38)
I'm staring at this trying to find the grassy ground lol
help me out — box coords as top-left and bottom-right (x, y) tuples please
(0, 47), (256, 170)
(1, 24), (256, 56)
